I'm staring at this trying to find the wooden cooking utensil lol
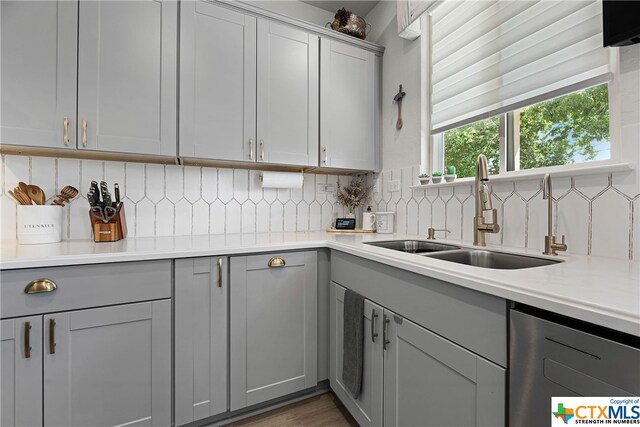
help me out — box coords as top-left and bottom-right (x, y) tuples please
(27, 185), (45, 205)
(12, 185), (33, 205)
(51, 186), (79, 206)
(9, 189), (31, 205)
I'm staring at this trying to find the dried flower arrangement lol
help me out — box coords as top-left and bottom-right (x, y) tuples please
(336, 178), (373, 214)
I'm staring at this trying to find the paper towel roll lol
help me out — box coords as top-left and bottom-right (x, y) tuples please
(260, 172), (304, 189)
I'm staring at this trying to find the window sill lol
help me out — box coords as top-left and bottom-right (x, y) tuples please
(409, 162), (634, 190)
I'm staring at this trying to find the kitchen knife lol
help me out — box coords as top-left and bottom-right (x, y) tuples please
(91, 181), (100, 200)
(103, 188), (112, 208)
(114, 183), (120, 206)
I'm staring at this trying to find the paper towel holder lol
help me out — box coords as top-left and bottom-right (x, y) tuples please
(260, 170), (305, 189)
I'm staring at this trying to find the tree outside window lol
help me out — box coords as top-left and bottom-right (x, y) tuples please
(441, 84), (610, 179)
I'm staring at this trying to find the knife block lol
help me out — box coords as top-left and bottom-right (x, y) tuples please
(89, 203), (128, 242)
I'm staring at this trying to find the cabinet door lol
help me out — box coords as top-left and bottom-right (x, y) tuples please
(329, 283), (383, 427)
(175, 257), (228, 426)
(0, 318), (43, 427)
(383, 313), (505, 427)
(77, 0), (177, 155)
(320, 39), (376, 170)
(179, 1), (256, 162)
(43, 301), (171, 427)
(256, 20), (318, 166)
(0, 1), (77, 149)
(230, 251), (318, 410)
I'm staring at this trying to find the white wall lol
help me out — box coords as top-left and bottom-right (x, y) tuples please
(365, 0), (421, 172)
(239, 0), (333, 26)
(364, 2), (640, 260)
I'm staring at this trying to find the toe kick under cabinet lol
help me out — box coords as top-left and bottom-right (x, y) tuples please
(0, 260), (171, 427)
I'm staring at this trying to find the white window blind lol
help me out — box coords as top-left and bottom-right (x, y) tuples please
(430, 0), (611, 134)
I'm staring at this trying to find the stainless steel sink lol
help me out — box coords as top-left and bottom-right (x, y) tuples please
(366, 240), (460, 254)
(424, 249), (562, 269)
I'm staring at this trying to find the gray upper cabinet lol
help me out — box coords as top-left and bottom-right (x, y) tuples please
(256, 20), (319, 166)
(230, 252), (318, 411)
(1, 317), (43, 427)
(179, 1), (256, 162)
(175, 257), (228, 426)
(383, 314), (506, 427)
(180, 2), (319, 167)
(320, 39), (376, 171)
(0, 1), (77, 150)
(0, 0), (176, 156)
(77, 0), (177, 155)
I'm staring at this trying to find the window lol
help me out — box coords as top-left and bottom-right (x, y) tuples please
(425, 0), (616, 177)
(440, 84), (610, 178)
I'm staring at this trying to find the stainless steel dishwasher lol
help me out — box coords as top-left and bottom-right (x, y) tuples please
(509, 306), (640, 427)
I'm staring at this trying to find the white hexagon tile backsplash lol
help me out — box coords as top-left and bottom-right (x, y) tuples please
(2, 155), (638, 261)
(0, 155), (350, 242)
(370, 165), (639, 261)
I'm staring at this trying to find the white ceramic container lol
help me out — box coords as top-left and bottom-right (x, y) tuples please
(362, 211), (377, 231)
(17, 205), (63, 244)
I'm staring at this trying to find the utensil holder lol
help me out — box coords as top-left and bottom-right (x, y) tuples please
(17, 205), (63, 244)
(89, 203), (128, 242)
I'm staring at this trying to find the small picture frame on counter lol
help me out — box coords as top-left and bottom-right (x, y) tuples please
(335, 218), (356, 230)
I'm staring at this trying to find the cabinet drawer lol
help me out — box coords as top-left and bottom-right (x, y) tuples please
(1, 260), (171, 318)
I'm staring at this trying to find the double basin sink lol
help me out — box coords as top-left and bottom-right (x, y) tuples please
(365, 240), (562, 269)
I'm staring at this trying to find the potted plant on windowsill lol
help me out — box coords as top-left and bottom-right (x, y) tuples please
(431, 171), (443, 184)
(418, 173), (430, 185)
(444, 166), (457, 182)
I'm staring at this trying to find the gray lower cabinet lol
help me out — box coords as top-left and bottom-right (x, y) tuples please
(0, 260), (172, 427)
(330, 280), (506, 427)
(230, 251), (318, 411)
(383, 310), (505, 427)
(1, 317), (43, 427)
(44, 301), (171, 427)
(329, 283), (383, 427)
(175, 257), (228, 426)
(0, 302), (171, 427)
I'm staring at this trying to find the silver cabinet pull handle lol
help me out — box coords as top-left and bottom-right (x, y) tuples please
(24, 321), (32, 359)
(63, 117), (70, 146)
(81, 119), (88, 147)
(49, 319), (56, 354)
(371, 309), (379, 343)
(322, 145), (328, 166)
(259, 140), (265, 161)
(249, 139), (254, 161)
(383, 314), (390, 350)
(24, 278), (57, 294)
(267, 256), (285, 268)
(217, 258), (223, 288)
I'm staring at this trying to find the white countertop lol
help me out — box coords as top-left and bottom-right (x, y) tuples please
(2, 232), (639, 336)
